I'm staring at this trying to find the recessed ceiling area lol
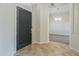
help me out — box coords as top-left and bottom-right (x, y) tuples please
(49, 3), (70, 14)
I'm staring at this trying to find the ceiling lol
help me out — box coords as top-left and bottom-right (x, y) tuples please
(49, 3), (70, 14)
(17, 3), (70, 14)
(21, 3), (32, 7)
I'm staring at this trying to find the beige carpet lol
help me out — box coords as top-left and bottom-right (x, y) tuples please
(15, 41), (79, 56)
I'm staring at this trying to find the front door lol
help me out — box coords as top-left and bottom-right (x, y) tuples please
(17, 6), (32, 50)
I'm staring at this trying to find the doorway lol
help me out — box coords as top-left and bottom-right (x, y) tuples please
(49, 3), (70, 45)
(17, 6), (32, 50)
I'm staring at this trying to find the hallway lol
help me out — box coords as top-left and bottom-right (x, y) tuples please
(0, 3), (79, 56)
(15, 41), (79, 56)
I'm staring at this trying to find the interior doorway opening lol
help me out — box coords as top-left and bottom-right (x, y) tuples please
(49, 3), (70, 45)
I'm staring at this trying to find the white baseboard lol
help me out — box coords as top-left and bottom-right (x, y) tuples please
(39, 41), (49, 44)
(32, 41), (40, 44)
(32, 41), (49, 44)
(70, 46), (79, 53)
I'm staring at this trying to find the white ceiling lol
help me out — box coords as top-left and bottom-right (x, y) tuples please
(17, 3), (70, 14)
(49, 4), (70, 14)
(21, 3), (32, 7)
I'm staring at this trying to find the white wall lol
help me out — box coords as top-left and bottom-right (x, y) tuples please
(70, 3), (79, 52)
(32, 4), (49, 43)
(0, 4), (16, 56)
(39, 4), (49, 43)
(0, 3), (32, 56)
(49, 13), (69, 35)
(32, 4), (40, 43)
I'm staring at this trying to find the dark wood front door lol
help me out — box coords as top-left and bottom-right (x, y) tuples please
(17, 6), (32, 50)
